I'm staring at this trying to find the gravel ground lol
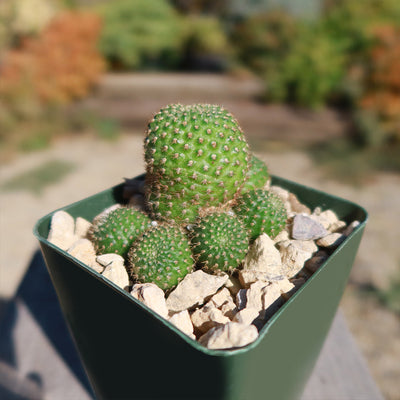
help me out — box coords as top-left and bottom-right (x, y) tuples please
(1, 132), (399, 398)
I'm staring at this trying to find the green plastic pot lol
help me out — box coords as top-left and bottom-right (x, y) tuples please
(34, 175), (367, 400)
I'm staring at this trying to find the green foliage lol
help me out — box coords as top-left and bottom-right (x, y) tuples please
(233, 189), (287, 241)
(242, 154), (270, 193)
(144, 104), (250, 223)
(189, 211), (249, 273)
(96, 0), (185, 70)
(128, 223), (194, 290)
(0, 159), (75, 195)
(264, 25), (346, 108)
(89, 207), (152, 259)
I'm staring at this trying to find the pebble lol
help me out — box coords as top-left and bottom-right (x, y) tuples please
(316, 232), (346, 248)
(96, 253), (125, 268)
(68, 239), (103, 273)
(243, 234), (285, 279)
(166, 270), (229, 313)
(343, 220), (360, 236)
(102, 261), (129, 291)
(131, 283), (169, 318)
(48, 210), (76, 250)
(224, 276), (242, 297)
(74, 217), (92, 239)
(198, 322), (258, 350)
(168, 310), (195, 339)
(279, 240), (318, 278)
(209, 288), (233, 309)
(191, 304), (230, 335)
(233, 307), (259, 325)
(288, 193), (311, 214)
(270, 186), (290, 202)
(292, 214), (329, 240)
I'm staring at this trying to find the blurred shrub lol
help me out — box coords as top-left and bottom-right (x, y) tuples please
(97, 0), (185, 70)
(0, 10), (105, 107)
(180, 15), (232, 70)
(231, 11), (298, 75)
(356, 25), (400, 146)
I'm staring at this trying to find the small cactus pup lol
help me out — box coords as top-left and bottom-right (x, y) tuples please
(233, 189), (287, 241)
(189, 211), (249, 274)
(241, 154), (270, 193)
(144, 104), (250, 223)
(128, 223), (194, 290)
(89, 206), (152, 259)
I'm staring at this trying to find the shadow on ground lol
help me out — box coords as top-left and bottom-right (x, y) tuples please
(0, 250), (93, 399)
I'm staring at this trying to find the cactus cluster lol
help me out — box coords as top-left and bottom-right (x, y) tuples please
(89, 103), (287, 291)
(144, 104), (250, 223)
(128, 224), (194, 290)
(89, 207), (152, 259)
(190, 212), (249, 273)
(233, 189), (287, 241)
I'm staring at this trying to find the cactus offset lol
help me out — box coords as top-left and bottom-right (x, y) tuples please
(144, 104), (250, 223)
(233, 189), (287, 241)
(128, 224), (194, 290)
(89, 206), (152, 259)
(241, 154), (270, 193)
(190, 211), (249, 273)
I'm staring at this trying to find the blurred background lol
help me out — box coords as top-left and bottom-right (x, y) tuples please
(0, 0), (399, 398)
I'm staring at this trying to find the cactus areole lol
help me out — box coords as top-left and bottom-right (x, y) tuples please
(144, 104), (250, 223)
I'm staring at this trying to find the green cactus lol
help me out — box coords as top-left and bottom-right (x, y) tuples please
(241, 154), (270, 193)
(144, 104), (250, 223)
(128, 223), (194, 290)
(189, 211), (249, 273)
(89, 206), (152, 259)
(233, 189), (287, 241)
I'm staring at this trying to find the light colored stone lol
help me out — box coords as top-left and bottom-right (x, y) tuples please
(329, 220), (347, 233)
(74, 217), (92, 239)
(274, 277), (295, 295)
(191, 304), (230, 335)
(169, 310), (195, 339)
(292, 214), (328, 240)
(131, 283), (168, 318)
(233, 307), (259, 325)
(262, 282), (283, 311)
(102, 261), (129, 291)
(311, 209), (339, 230)
(343, 220), (360, 236)
(220, 299), (237, 319)
(273, 230), (290, 244)
(96, 253), (125, 268)
(166, 270), (229, 312)
(243, 234), (285, 279)
(199, 322), (258, 349)
(238, 270), (271, 288)
(288, 193), (311, 214)
(224, 276), (242, 296)
(270, 186), (290, 202)
(317, 232), (345, 248)
(209, 288), (233, 308)
(305, 250), (329, 273)
(48, 210), (76, 250)
(246, 281), (269, 312)
(279, 240), (318, 278)
(68, 239), (102, 273)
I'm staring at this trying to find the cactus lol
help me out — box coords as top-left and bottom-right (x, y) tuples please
(241, 154), (270, 193)
(144, 104), (250, 223)
(233, 189), (287, 241)
(128, 223), (194, 290)
(89, 206), (152, 259)
(189, 211), (249, 273)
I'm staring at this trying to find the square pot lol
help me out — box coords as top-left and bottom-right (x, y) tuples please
(34, 175), (367, 400)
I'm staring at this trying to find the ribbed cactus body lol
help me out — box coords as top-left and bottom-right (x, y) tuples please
(242, 154), (270, 193)
(233, 189), (287, 241)
(89, 207), (152, 259)
(190, 212), (249, 273)
(128, 224), (194, 290)
(144, 104), (250, 223)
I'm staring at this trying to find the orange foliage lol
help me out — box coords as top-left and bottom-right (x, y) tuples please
(360, 25), (400, 118)
(0, 11), (105, 104)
